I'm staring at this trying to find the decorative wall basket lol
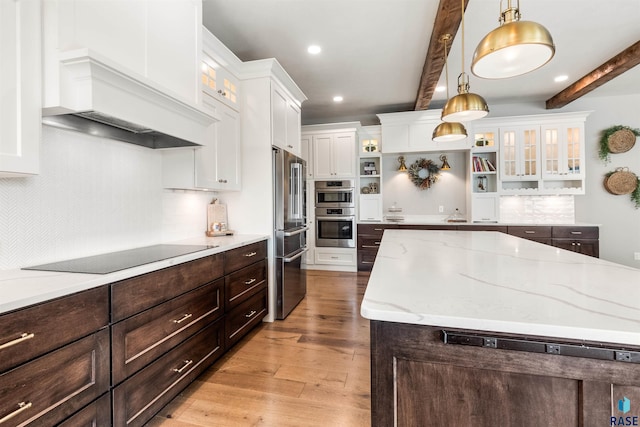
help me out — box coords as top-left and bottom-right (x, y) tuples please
(604, 167), (640, 208)
(599, 125), (640, 163)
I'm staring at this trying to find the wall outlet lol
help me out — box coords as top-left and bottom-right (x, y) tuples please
(438, 205), (444, 213)
(634, 252), (640, 261)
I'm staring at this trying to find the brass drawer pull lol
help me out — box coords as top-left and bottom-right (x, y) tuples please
(245, 310), (257, 318)
(362, 261), (374, 264)
(570, 231), (583, 235)
(244, 278), (257, 285)
(244, 252), (257, 257)
(172, 313), (193, 324)
(0, 401), (32, 424)
(0, 333), (35, 351)
(524, 231), (536, 234)
(362, 245), (379, 249)
(172, 359), (193, 374)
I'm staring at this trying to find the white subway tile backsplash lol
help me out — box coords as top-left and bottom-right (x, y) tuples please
(500, 195), (575, 224)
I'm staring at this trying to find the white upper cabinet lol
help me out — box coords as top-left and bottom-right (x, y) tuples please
(500, 125), (540, 183)
(0, 0), (41, 177)
(312, 132), (356, 178)
(541, 122), (585, 180)
(378, 110), (473, 153)
(272, 82), (301, 156)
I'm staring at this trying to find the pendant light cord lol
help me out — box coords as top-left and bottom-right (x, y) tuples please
(461, 0), (465, 74)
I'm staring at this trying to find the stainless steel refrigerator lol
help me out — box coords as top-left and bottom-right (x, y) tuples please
(273, 147), (308, 319)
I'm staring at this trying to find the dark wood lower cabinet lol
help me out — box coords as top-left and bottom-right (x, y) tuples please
(112, 319), (225, 427)
(371, 321), (640, 427)
(0, 328), (110, 427)
(58, 393), (111, 427)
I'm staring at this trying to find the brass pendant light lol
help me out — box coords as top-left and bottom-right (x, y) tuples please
(472, 0), (555, 79)
(441, 0), (489, 123)
(433, 34), (467, 142)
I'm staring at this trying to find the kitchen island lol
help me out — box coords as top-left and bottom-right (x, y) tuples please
(361, 229), (640, 427)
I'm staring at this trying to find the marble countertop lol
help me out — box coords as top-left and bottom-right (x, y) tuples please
(360, 229), (640, 346)
(0, 234), (268, 315)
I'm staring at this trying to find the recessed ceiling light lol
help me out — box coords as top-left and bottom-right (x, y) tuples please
(554, 75), (569, 83)
(435, 85), (446, 93)
(307, 45), (322, 55)
(333, 95), (343, 102)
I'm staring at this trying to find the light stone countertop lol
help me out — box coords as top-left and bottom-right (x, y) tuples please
(0, 234), (268, 315)
(360, 229), (640, 346)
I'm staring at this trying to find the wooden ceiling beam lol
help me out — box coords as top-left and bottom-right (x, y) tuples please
(546, 40), (640, 109)
(414, 0), (468, 111)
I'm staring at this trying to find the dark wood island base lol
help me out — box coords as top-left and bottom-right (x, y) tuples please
(370, 320), (640, 427)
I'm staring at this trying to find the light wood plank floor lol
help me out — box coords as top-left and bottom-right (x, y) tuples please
(147, 270), (371, 427)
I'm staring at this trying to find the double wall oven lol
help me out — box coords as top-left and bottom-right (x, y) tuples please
(314, 180), (355, 248)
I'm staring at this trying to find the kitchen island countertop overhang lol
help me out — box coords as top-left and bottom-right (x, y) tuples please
(360, 229), (640, 347)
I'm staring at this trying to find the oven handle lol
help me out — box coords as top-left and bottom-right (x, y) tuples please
(283, 225), (309, 237)
(316, 188), (354, 193)
(283, 247), (309, 263)
(316, 216), (355, 221)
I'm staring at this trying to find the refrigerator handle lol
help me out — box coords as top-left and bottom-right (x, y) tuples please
(290, 162), (303, 220)
(283, 225), (309, 237)
(283, 247), (309, 263)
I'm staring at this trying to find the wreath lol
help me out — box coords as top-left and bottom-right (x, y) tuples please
(599, 125), (640, 163)
(408, 158), (441, 190)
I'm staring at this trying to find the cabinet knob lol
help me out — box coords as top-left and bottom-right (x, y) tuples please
(218, 179), (228, 183)
(217, 90), (227, 96)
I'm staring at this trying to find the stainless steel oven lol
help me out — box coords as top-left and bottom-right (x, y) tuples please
(315, 180), (355, 208)
(315, 207), (356, 248)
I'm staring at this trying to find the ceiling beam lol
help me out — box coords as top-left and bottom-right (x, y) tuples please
(414, 0), (468, 111)
(546, 40), (640, 109)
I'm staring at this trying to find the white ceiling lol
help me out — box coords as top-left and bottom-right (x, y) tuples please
(202, 0), (640, 126)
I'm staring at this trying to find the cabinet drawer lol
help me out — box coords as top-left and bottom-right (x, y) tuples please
(314, 249), (356, 266)
(507, 226), (553, 239)
(58, 393), (111, 427)
(358, 251), (378, 271)
(359, 236), (382, 249)
(0, 328), (110, 427)
(111, 254), (223, 322)
(0, 286), (109, 373)
(552, 226), (599, 239)
(111, 279), (224, 385)
(226, 288), (267, 348)
(358, 224), (390, 237)
(112, 319), (225, 427)
(225, 259), (267, 309)
(224, 240), (267, 274)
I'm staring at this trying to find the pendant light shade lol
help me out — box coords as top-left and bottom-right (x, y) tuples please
(471, 0), (555, 79)
(433, 122), (467, 142)
(433, 33), (468, 143)
(441, 73), (489, 122)
(441, 0), (489, 123)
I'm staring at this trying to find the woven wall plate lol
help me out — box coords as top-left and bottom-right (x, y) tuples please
(608, 128), (637, 154)
(604, 168), (638, 195)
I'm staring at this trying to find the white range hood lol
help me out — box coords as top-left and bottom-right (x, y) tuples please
(42, 49), (218, 149)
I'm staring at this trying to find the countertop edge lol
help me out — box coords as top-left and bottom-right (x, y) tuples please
(0, 234), (269, 315)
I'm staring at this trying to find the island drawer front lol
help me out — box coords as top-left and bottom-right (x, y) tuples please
(0, 286), (109, 373)
(224, 240), (267, 274)
(552, 226), (599, 239)
(111, 254), (224, 322)
(225, 259), (267, 309)
(358, 224), (392, 237)
(226, 288), (267, 348)
(507, 226), (553, 238)
(112, 318), (225, 427)
(58, 393), (111, 427)
(111, 279), (224, 385)
(0, 328), (110, 427)
(359, 236), (382, 249)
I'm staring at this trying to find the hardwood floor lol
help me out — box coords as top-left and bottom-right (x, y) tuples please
(147, 270), (371, 427)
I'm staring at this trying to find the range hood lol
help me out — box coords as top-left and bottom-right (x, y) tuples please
(42, 49), (219, 149)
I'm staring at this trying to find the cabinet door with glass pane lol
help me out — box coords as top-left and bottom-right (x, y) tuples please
(500, 126), (540, 182)
(541, 123), (584, 180)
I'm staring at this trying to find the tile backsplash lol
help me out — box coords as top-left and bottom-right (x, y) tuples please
(500, 195), (575, 224)
(0, 126), (213, 270)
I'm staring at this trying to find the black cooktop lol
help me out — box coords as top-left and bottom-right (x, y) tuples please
(23, 244), (217, 274)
